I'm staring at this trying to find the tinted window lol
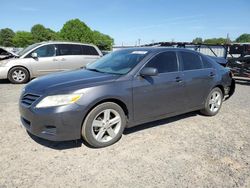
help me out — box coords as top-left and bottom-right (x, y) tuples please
(146, 52), (178, 73)
(32, 45), (56, 57)
(82, 45), (99, 56)
(86, 49), (148, 75)
(181, 52), (202, 70)
(202, 56), (213, 68)
(58, 44), (82, 55)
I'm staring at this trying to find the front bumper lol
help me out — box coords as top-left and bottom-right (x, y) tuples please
(0, 66), (9, 79)
(19, 101), (87, 141)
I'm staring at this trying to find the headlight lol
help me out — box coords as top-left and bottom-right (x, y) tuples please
(36, 94), (82, 108)
(0, 60), (9, 67)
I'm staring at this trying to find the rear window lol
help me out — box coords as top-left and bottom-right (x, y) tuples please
(180, 51), (203, 70)
(57, 44), (82, 56)
(82, 45), (99, 56)
(202, 56), (213, 68)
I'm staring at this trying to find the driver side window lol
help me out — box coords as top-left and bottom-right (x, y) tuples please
(29, 45), (56, 58)
(146, 51), (178, 73)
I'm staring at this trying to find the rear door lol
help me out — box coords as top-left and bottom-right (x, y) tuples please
(178, 51), (215, 108)
(56, 44), (84, 71)
(56, 44), (101, 71)
(133, 51), (186, 122)
(81, 45), (101, 66)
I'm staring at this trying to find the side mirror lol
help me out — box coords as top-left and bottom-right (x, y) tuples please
(140, 67), (158, 77)
(31, 52), (38, 58)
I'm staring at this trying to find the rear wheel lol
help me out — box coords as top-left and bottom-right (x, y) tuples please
(200, 87), (223, 116)
(81, 102), (126, 148)
(8, 67), (29, 84)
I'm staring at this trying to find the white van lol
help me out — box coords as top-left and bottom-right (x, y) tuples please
(0, 41), (102, 84)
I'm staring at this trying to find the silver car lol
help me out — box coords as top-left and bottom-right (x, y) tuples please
(0, 41), (102, 84)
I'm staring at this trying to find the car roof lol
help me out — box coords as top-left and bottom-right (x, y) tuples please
(119, 47), (199, 54)
(33, 41), (96, 47)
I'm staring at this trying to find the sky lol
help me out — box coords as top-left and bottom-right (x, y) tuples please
(1, 0), (250, 45)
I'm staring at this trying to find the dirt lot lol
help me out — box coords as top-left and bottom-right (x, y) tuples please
(0, 80), (249, 188)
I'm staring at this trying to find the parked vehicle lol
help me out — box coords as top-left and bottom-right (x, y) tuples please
(0, 47), (18, 60)
(19, 48), (235, 148)
(227, 56), (250, 78)
(0, 41), (102, 84)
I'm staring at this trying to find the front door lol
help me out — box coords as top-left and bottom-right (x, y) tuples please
(28, 44), (60, 76)
(133, 51), (186, 122)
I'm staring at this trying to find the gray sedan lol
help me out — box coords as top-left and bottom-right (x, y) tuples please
(19, 48), (235, 148)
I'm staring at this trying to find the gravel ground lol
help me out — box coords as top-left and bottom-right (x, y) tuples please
(0, 79), (249, 188)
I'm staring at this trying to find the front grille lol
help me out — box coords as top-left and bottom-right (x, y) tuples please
(21, 93), (40, 106)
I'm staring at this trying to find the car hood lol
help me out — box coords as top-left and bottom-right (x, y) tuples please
(0, 47), (19, 60)
(25, 69), (120, 93)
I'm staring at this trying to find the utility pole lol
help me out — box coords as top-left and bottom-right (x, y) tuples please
(138, 39), (141, 46)
(226, 33), (230, 44)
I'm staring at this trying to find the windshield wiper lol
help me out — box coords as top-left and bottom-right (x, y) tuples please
(86, 68), (105, 73)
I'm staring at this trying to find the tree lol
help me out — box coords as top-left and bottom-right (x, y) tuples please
(31, 24), (58, 42)
(192, 37), (203, 44)
(235, 33), (250, 43)
(12, 31), (34, 47)
(203, 38), (230, 44)
(60, 19), (93, 43)
(92, 30), (114, 50)
(0, 28), (15, 47)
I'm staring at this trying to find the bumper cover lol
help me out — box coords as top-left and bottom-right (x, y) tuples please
(0, 66), (9, 79)
(19, 102), (87, 141)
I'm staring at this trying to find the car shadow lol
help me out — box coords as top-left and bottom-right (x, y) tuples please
(123, 111), (197, 135)
(0, 79), (10, 84)
(27, 131), (83, 150)
(27, 111), (198, 150)
(235, 80), (250, 86)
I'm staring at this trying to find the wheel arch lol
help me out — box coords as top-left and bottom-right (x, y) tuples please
(81, 98), (130, 129)
(213, 85), (225, 97)
(8, 65), (31, 79)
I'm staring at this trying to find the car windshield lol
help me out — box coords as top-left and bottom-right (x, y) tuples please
(86, 49), (148, 75)
(18, 43), (41, 56)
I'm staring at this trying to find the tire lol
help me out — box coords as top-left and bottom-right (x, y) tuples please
(82, 102), (126, 148)
(8, 67), (29, 84)
(200, 87), (223, 116)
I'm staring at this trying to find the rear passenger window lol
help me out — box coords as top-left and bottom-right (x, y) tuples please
(82, 45), (99, 56)
(58, 44), (82, 56)
(202, 56), (213, 68)
(181, 52), (202, 70)
(146, 52), (178, 73)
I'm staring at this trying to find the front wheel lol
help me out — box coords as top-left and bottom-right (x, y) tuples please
(81, 102), (126, 148)
(200, 87), (223, 116)
(8, 67), (29, 84)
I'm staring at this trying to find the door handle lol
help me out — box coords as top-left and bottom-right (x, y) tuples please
(175, 76), (182, 83)
(210, 72), (215, 77)
(61, 58), (66, 61)
(53, 58), (58, 61)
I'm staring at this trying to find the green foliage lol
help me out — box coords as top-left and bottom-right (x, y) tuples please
(0, 28), (15, 47)
(92, 30), (114, 50)
(235, 33), (250, 43)
(31, 24), (58, 42)
(59, 19), (114, 50)
(203, 38), (230, 44)
(12, 31), (34, 47)
(60, 19), (93, 43)
(0, 19), (114, 50)
(192, 37), (203, 44)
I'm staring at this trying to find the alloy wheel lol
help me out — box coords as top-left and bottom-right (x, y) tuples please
(209, 91), (222, 113)
(91, 109), (122, 143)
